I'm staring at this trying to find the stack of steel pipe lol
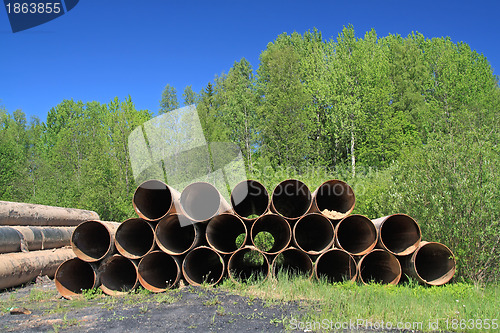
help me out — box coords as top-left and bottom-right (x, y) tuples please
(53, 178), (457, 297)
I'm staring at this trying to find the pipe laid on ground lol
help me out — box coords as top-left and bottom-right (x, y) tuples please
(0, 226), (75, 254)
(138, 251), (181, 292)
(400, 241), (456, 286)
(115, 218), (156, 259)
(311, 180), (355, 220)
(133, 179), (180, 221)
(293, 213), (334, 255)
(272, 247), (313, 279)
(206, 213), (247, 254)
(271, 179), (312, 221)
(182, 246), (225, 286)
(228, 246), (269, 284)
(0, 247), (75, 290)
(358, 249), (401, 285)
(180, 182), (232, 223)
(155, 214), (202, 255)
(251, 214), (291, 255)
(71, 221), (120, 262)
(335, 215), (377, 256)
(372, 214), (421, 256)
(0, 200), (99, 226)
(230, 180), (269, 224)
(99, 254), (139, 295)
(55, 258), (99, 297)
(314, 249), (357, 283)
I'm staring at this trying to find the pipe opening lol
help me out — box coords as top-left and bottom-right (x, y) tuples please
(55, 258), (96, 296)
(182, 247), (224, 286)
(336, 215), (377, 255)
(231, 180), (269, 219)
(71, 221), (112, 261)
(181, 182), (221, 221)
(380, 214), (421, 255)
(273, 248), (313, 278)
(228, 247), (269, 283)
(414, 243), (455, 285)
(100, 256), (137, 294)
(251, 215), (291, 254)
(272, 180), (312, 219)
(235, 233), (246, 248)
(315, 180), (355, 218)
(156, 215), (198, 255)
(115, 219), (155, 259)
(133, 180), (173, 220)
(359, 250), (401, 285)
(206, 214), (246, 254)
(138, 251), (179, 292)
(294, 214), (334, 254)
(315, 249), (357, 283)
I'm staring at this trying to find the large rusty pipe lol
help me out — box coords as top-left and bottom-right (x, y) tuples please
(358, 249), (401, 285)
(228, 246), (270, 283)
(206, 213), (247, 254)
(314, 249), (357, 283)
(71, 221), (120, 262)
(155, 214), (202, 255)
(293, 213), (334, 255)
(180, 182), (232, 222)
(271, 179), (312, 221)
(133, 180), (180, 221)
(0, 247), (75, 290)
(55, 258), (99, 297)
(182, 246), (225, 286)
(335, 215), (377, 256)
(115, 218), (156, 259)
(0, 200), (99, 226)
(372, 214), (421, 256)
(230, 180), (269, 224)
(138, 251), (181, 292)
(251, 214), (291, 255)
(0, 226), (75, 254)
(401, 241), (456, 286)
(272, 247), (313, 279)
(311, 180), (355, 220)
(99, 255), (139, 295)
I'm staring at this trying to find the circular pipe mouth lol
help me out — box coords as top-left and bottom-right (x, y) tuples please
(314, 249), (357, 283)
(133, 180), (174, 221)
(99, 255), (138, 295)
(314, 180), (355, 219)
(206, 213), (247, 254)
(155, 214), (199, 255)
(231, 180), (269, 220)
(55, 258), (98, 297)
(412, 242), (456, 286)
(378, 214), (421, 255)
(182, 246), (224, 286)
(181, 182), (222, 222)
(251, 214), (291, 255)
(71, 221), (114, 262)
(138, 251), (180, 292)
(115, 218), (155, 259)
(358, 250), (401, 285)
(228, 246), (269, 284)
(335, 215), (377, 256)
(272, 247), (313, 279)
(293, 213), (334, 255)
(271, 179), (312, 219)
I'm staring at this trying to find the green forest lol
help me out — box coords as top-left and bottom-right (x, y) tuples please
(1, 26), (499, 283)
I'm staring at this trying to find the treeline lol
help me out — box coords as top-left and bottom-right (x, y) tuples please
(1, 26), (499, 282)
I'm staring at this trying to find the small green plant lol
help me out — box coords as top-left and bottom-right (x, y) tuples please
(203, 296), (219, 306)
(81, 288), (103, 300)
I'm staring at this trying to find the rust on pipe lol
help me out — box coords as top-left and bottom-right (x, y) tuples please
(115, 218), (156, 259)
(251, 214), (291, 255)
(311, 180), (355, 220)
(180, 182), (231, 222)
(182, 246), (225, 286)
(230, 180), (269, 224)
(272, 247), (313, 279)
(133, 180), (180, 221)
(372, 214), (421, 256)
(99, 255), (138, 295)
(271, 179), (312, 221)
(0, 200), (99, 226)
(138, 251), (181, 292)
(0, 247), (75, 290)
(55, 258), (99, 297)
(0, 226), (75, 254)
(155, 214), (202, 255)
(314, 249), (357, 283)
(228, 246), (269, 284)
(401, 241), (456, 286)
(71, 220), (120, 262)
(358, 249), (401, 285)
(335, 215), (377, 256)
(293, 213), (334, 255)
(206, 213), (247, 254)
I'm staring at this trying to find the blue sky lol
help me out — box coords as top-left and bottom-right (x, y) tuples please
(0, 0), (498, 121)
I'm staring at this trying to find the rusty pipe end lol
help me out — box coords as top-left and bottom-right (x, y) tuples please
(251, 214), (291, 255)
(314, 249), (357, 283)
(313, 179), (355, 220)
(71, 220), (118, 262)
(231, 180), (269, 221)
(272, 247), (313, 279)
(372, 214), (421, 256)
(99, 255), (138, 295)
(138, 251), (180, 292)
(293, 213), (334, 255)
(155, 214), (201, 255)
(228, 246), (270, 284)
(206, 213), (247, 255)
(115, 218), (155, 259)
(181, 182), (228, 222)
(335, 214), (377, 256)
(409, 241), (456, 286)
(55, 258), (99, 297)
(182, 246), (225, 286)
(133, 180), (179, 221)
(271, 179), (312, 220)
(358, 249), (401, 285)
